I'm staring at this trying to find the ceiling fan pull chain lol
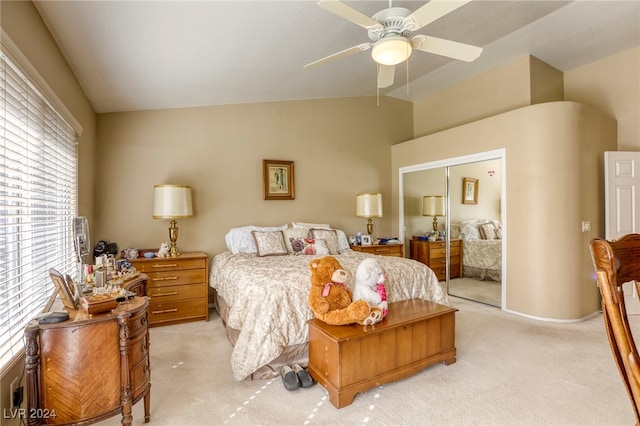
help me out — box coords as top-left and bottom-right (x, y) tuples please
(406, 56), (410, 95)
(376, 64), (380, 106)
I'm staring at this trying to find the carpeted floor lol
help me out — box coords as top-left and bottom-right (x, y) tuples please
(448, 277), (501, 307)
(97, 297), (637, 425)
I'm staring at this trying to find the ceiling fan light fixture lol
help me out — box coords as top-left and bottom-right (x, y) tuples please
(371, 36), (412, 66)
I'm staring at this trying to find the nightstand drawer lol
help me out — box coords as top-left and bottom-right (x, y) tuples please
(146, 269), (206, 288)
(350, 244), (404, 257)
(147, 282), (206, 302)
(429, 246), (460, 261)
(148, 298), (208, 325)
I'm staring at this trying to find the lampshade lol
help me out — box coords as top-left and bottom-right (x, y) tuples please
(371, 36), (413, 66)
(422, 196), (445, 217)
(153, 185), (193, 219)
(356, 193), (383, 218)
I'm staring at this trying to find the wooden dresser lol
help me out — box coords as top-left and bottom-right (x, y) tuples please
(350, 243), (404, 257)
(409, 238), (462, 281)
(308, 299), (457, 408)
(130, 252), (208, 327)
(24, 297), (150, 426)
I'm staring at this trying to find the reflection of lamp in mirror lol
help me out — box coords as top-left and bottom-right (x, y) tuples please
(356, 193), (383, 235)
(423, 195), (445, 232)
(153, 184), (193, 257)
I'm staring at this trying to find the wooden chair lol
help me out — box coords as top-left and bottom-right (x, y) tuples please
(590, 235), (640, 424)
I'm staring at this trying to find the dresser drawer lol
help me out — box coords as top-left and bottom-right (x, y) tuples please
(127, 303), (149, 339)
(146, 269), (206, 288)
(429, 245), (460, 261)
(128, 332), (149, 367)
(132, 257), (206, 273)
(148, 298), (208, 326)
(147, 282), (206, 302)
(130, 355), (150, 401)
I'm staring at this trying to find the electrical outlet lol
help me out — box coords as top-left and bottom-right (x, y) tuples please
(581, 221), (591, 232)
(10, 376), (23, 407)
(9, 376), (19, 398)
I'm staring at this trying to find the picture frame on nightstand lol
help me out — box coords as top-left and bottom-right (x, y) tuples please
(361, 235), (372, 245)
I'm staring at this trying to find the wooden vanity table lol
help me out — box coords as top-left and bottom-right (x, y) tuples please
(24, 296), (150, 425)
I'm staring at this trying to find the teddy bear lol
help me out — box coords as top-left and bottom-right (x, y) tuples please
(353, 258), (388, 318)
(308, 256), (383, 326)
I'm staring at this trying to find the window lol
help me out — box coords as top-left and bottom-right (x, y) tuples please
(0, 52), (78, 373)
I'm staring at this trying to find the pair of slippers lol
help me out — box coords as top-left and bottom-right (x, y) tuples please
(280, 363), (315, 391)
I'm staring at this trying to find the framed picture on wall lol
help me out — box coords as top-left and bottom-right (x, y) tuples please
(263, 159), (295, 200)
(463, 177), (478, 204)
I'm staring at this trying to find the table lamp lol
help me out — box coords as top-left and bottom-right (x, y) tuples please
(153, 184), (193, 257)
(356, 193), (383, 235)
(423, 195), (445, 232)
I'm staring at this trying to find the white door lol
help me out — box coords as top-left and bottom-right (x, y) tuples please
(605, 151), (640, 313)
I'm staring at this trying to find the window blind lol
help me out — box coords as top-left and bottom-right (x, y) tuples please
(0, 52), (78, 373)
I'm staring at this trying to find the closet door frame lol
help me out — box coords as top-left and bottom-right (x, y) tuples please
(398, 149), (507, 309)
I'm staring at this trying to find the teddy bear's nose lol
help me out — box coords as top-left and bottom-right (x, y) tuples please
(337, 270), (346, 277)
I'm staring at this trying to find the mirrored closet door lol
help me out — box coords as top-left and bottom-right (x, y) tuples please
(401, 153), (504, 308)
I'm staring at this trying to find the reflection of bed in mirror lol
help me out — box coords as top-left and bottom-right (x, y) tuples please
(454, 219), (502, 282)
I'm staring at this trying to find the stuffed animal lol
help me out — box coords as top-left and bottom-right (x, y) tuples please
(308, 256), (382, 326)
(156, 242), (170, 258)
(353, 258), (388, 318)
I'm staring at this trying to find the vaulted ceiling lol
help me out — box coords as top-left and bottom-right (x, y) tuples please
(34, 1), (640, 113)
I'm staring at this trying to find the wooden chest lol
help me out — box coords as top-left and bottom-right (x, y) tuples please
(130, 252), (209, 327)
(307, 299), (457, 408)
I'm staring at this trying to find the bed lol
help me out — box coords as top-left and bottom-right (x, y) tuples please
(457, 219), (502, 282)
(209, 223), (452, 381)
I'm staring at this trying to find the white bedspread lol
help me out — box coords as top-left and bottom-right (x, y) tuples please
(210, 250), (451, 380)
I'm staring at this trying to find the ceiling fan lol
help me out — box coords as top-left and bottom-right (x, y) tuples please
(305, 0), (483, 89)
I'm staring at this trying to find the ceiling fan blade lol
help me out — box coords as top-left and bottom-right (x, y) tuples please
(305, 43), (372, 69)
(377, 64), (395, 89)
(412, 35), (482, 62)
(404, 0), (471, 31)
(317, 0), (383, 31)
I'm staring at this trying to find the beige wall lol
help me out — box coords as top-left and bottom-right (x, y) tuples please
(393, 102), (617, 321)
(412, 55), (564, 137)
(0, 0), (97, 417)
(564, 46), (640, 151)
(94, 97), (413, 257)
(1, 0), (97, 223)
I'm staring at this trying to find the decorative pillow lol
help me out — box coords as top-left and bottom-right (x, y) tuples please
(292, 222), (331, 230)
(335, 229), (350, 252)
(225, 224), (288, 254)
(282, 227), (310, 253)
(251, 231), (288, 257)
(479, 222), (498, 240)
(449, 222), (462, 239)
(310, 229), (339, 254)
(289, 238), (329, 255)
(460, 221), (482, 240)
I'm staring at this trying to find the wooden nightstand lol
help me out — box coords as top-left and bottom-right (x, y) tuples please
(350, 243), (404, 257)
(130, 252), (209, 327)
(409, 238), (462, 281)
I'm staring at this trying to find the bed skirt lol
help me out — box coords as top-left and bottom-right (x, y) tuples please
(463, 265), (501, 282)
(214, 291), (308, 380)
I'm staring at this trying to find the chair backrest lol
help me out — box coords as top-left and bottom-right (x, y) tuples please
(590, 236), (640, 423)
